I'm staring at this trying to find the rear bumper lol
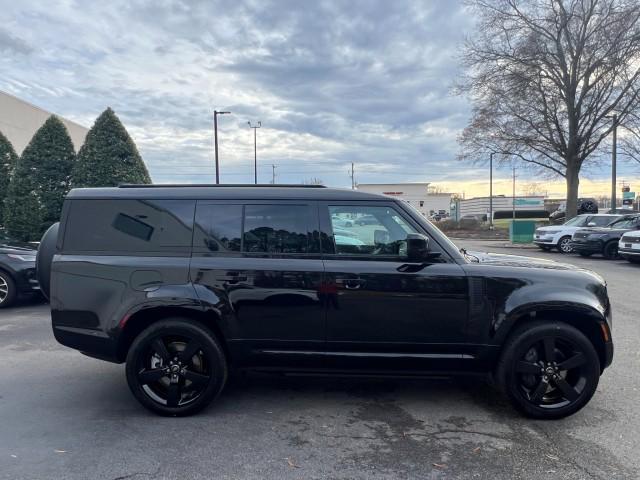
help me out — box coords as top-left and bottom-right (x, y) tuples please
(52, 324), (120, 363)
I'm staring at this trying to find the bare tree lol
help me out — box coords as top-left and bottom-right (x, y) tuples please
(458, 0), (640, 218)
(303, 177), (324, 185)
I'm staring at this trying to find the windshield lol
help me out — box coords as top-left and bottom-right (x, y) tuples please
(608, 216), (640, 229)
(563, 216), (586, 226)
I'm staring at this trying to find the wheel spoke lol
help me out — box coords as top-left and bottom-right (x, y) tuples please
(553, 377), (580, 402)
(138, 368), (166, 384)
(151, 338), (171, 362)
(179, 340), (202, 363)
(558, 353), (586, 371)
(166, 383), (181, 407)
(516, 361), (541, 375)
(184, 370), (210, 387)
(529, 379), (549, 403)
(543, 337), (556, 363)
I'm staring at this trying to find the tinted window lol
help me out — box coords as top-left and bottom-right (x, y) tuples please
(591, 216), (618, 227)
(328, 205), (419, 255)
(193, 203), (242, 252)
(64, 199), (194, 253)
(243, 205), (314, 254)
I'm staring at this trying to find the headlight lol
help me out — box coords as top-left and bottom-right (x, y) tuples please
(7, 254), (37, 262)
(544, 230), (560, 235)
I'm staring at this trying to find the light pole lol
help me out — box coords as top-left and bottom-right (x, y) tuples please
(214, 110), (230, 184)
(489, 152), (494, 229)
(248, 121), (261, 184)
(611, 114), (618, 210)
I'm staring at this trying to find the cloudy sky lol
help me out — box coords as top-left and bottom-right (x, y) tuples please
(1, 0), (638, 196)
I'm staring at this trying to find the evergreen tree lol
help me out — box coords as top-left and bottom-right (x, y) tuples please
(3, 116), (75, 240)
(0, 131), (19, 226)
(73, 108), (151, 187)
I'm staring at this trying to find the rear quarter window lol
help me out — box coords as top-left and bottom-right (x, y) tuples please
(63, 199), (195, 254)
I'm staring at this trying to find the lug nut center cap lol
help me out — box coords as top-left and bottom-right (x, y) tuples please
(170, 365), (180, 373)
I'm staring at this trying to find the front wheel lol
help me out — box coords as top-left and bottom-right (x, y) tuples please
(603, 241), (619, 260)
(125, 318), (227, 416)
(496, 321), (600, 419)
(557, 236), (573, 254)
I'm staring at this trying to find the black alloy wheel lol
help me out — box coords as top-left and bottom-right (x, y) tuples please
(126, 319), (227, 416)
(497, 322), (600, 419)
(557, 236), (573, 254)
(603, 241), (619, 260)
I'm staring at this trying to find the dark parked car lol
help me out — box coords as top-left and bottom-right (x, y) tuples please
(549, 198), (598, 224)
(570, 214), (640, 259)
(0, 233), (40, 308)
(38, 185), (613, 419)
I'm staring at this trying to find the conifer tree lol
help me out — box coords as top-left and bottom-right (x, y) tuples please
(73, 108), (151, 187)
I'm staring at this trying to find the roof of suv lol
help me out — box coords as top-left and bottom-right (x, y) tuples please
(66, 185), (389, 201)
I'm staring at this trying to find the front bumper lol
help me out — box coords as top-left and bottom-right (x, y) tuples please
(1, 261), (40, 294)
(570, 239), (604, 255)
(619, 247), (640, 258)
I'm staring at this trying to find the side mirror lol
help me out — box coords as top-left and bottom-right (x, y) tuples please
(405, 233), (430, 262)
(587, 222), (596, 227)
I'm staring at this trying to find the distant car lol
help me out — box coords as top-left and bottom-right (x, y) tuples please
(331, 215), (353, 228)
(354, 215), (378, 225)
(0, 235), (40, 308)
(571, 214), (640, 259)
(607, 208), (639, 215)
(549, 198), (598, 224)
(618, 230), (640, 263)
(534, 214), (622, 253)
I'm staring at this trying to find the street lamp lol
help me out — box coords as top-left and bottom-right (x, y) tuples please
(214, 110), (231, 184)
(248, 121), (261, 184)
(489, 152), (494, 230)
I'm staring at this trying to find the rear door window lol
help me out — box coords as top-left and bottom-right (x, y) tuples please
(243, 204), (317, 254)
(193, 203), (242, 253)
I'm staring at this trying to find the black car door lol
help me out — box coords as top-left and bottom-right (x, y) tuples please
(190, 200), (325, 369)
(319, 201), (469, 372)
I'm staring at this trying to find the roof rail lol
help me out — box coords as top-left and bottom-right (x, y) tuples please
(117, 183), (327, 189)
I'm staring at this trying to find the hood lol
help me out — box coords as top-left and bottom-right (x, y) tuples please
(0, 241), (38, 255)
(576, 226), (630, 235)
(465, 250), (578, 270)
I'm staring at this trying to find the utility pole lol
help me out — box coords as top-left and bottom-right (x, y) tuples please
(611, 114), (618, 210)
(247, 121), (261, 184)
(489, 152), (494, 230)
(271, 164), (277, 184)
(213, 110), (231, 184)
(349, 162), (355, 189)
(512, 164), (516, 220)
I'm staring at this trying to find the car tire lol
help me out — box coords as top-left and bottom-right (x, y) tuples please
(36, 222), (59, 300)
(125, 318), (228, 416)
(496, 321), (600, 419)
(602, 241), (619, 260)
(557, 236), (573, 254)
(0, 270), (17, 308)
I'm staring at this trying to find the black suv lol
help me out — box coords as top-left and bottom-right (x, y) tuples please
(571, 214), (640, 259)
(38, 185), (613, 419)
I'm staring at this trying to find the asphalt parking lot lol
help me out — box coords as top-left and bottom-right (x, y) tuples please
(1, 241), (638, 480)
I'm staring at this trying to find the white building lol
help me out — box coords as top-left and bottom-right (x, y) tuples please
(0, 90), (88, 153)
(458, 195), (547, 220)
(356, 183), (453, 217)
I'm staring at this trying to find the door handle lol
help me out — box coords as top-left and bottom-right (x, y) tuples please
(215, 273), (248, 283)
(336, 278), (365, 289)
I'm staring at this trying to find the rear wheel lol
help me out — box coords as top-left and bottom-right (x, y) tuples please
(557, 236), (573, 254)
(496, 321), (600, 419)
(603, 241), (619, 260)
(0, 271), (17, 308)
(125, 318), (227, 416)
